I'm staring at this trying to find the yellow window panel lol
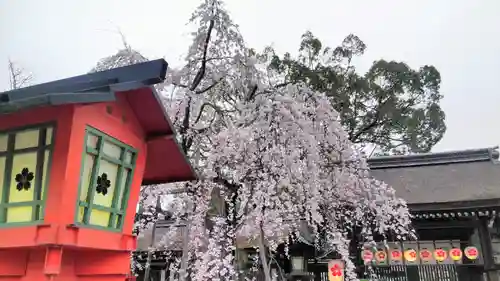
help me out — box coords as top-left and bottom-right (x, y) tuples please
(77, 127), (137, 230)
(9, 152), (37, 203)
(113, 214), (122, 228)
(93, 159), (118, 208)
(124, 151), (133, 164)
(116, 169), (130, 211)
(40, 150), (50, 201)
(38, 205), (43, 221)
(0, 156), (5, 203)
(89, 208), (111, 227)
(102, 140), (122, 160)
(6, 206), (33, 223)
(0, 134), (7, 152)
(0, 125), (53, 225)
(15, 128), (40, 150)
(45, 127), (53, 145)
(79, 154), (95, 202)
(86, 134), (99, 149)
(77, 206), (85, 223)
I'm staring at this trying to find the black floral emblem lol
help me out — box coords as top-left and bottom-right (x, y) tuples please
(15, 167), (35, 191)
(96, 173), (111, 195)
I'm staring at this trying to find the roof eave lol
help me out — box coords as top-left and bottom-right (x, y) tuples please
(409, 198), (500, 212)
(141, 134), (197, 185)
(0, 59), (168, 112)
(368, 147), (500, 169)
(0, 59), (196, 183)
(143, 86), (198, 183)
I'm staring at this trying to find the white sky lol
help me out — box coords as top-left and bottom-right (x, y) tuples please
(1, 0), (499, 152)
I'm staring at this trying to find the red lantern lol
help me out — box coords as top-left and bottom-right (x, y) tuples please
(434, 248), (448, 262)
(450, 248), (463, 261)
(391, 249), (403, 261)
(328, 260), (344, 281)
(464, 246), (479, 260)
(375, 250), (387, 262)
(330, 264), (342, 276)
(404, 249), (417, 262)
(362, 250), (374, 263)
(420, 249), (432, 262)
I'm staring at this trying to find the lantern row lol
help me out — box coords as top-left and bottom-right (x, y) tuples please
(412, 209), (498, 219)
(361, 246), (479, 264)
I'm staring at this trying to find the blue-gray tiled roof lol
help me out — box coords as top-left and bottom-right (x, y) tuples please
(369, 147), (500, 205)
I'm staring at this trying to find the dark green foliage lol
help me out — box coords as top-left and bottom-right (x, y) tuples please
(267, 31), (446, 154)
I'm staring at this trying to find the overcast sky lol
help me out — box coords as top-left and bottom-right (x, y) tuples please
(1, 0), (499, 152)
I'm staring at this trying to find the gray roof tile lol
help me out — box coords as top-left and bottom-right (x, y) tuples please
(370, 148), (500, 204)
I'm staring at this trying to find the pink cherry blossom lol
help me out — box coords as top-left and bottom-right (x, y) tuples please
(93, 0), (413, 280)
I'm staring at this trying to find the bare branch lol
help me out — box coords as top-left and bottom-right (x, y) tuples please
(172, 82), (189, 89)
(246, 85), (258, 101)
(193, 102), (226, 125)
(8, 59), (33, 90)
(190, 18), (215, 91)
(180, 97), (192, 153)
(195, 78), (222, 94)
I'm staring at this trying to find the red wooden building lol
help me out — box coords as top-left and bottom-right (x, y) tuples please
(0, 59), (195, 281)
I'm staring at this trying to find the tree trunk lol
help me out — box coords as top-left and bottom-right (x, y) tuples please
(178, 202), (193, 281)
(143, 221), (157, 281)
(258, 225), (272, 281)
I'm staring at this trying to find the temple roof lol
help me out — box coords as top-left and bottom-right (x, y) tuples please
(368, 147), (500, 206)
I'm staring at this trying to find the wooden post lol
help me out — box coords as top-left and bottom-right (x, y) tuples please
(478, 217), (498, 281)
(143, 221), (157, 281)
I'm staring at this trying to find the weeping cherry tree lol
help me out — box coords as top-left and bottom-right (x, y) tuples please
(92, 0), (413, 280)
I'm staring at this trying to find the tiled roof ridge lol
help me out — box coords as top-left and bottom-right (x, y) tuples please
(368, 146), (499, 169)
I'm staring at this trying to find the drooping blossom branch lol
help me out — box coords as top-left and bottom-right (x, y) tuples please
(92, 0), (413, 280)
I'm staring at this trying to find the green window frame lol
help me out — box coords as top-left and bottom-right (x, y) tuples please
(76, 126), (136, 231)
(0, 123), (54, 226)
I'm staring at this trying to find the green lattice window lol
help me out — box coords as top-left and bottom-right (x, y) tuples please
(0, 124), (54, 225)
(76, 127), (136, 231)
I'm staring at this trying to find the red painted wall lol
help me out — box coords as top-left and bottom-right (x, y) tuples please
(0, 248), (131, 280)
